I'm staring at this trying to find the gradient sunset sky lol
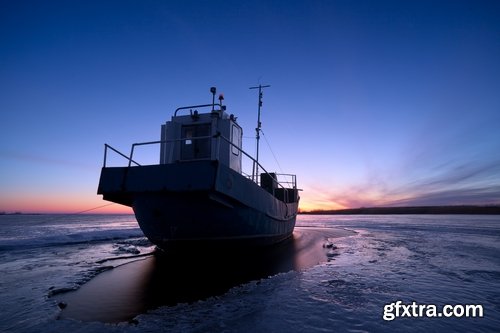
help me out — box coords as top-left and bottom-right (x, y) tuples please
(1, 0), (499, 213)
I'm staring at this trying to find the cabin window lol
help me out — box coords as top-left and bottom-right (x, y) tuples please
(231, 124), (241, 155)
(181, 124), (210, 160)
(185, 129), (193, 145)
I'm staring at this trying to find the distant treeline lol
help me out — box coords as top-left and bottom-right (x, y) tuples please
(301, 205), (500, 215)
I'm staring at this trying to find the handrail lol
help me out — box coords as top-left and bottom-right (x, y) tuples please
(216, 133), (297, 191)
(103, 144), (140, 168)
(174, 103), (223, 116)
(102, 133), (297, 193)
(128, 135), (213, 167)
(216, 133), (268, 179)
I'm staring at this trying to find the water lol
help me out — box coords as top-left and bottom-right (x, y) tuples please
(0, 214), (499, 332)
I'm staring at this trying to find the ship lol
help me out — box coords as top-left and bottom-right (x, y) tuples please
(97, 86), (299, 250)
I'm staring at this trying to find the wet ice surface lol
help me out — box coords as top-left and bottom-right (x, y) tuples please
(131, 216), (498, 333)
(1, 214), (499, 332)
(55, 227), (355, 323)
(0, 215), (153, 332)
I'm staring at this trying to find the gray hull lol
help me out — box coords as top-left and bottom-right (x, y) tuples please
(98, 160), (298, 250)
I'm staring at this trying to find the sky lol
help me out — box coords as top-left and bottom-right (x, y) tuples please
(1, 0), (499, 213)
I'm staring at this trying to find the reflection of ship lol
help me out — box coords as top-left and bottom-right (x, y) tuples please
(98, 87), (299, 250)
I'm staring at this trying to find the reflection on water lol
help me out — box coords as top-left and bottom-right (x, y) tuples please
(57, 227), (354, 323)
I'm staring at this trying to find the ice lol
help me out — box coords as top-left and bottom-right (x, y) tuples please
(1, 214), (499, 332)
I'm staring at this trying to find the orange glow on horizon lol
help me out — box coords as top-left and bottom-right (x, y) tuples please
(0, 194), (133, 214)
(1, 184), (437, 214)
(298, 188), (348, 212)
(299, 199), (346, 212)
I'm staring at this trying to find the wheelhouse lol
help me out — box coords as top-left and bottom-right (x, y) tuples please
(159, 101), (243, 174)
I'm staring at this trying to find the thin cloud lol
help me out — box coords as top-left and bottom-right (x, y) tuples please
(383, 159), (500, 206)
(307, 158), (500, 210)
(1, 151), (95, 171)
(389, 186), (500, 206)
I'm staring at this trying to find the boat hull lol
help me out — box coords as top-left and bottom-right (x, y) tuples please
(133, 192), (296, 250)
(98, 160), (298, 250)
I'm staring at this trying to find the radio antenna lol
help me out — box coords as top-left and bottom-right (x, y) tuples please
(249, 84), (271, 182)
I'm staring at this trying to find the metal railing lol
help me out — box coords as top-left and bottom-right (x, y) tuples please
(174, 103), (223, 116)
(216, 134), (297, 193)
(103, 144), (140, 167)
(102, 133), (297, 200)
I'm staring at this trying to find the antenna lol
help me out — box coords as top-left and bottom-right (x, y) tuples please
(249, 84), (270, 182)
(210, 87), (216, 112)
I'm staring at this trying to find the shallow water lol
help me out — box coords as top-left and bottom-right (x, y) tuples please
(0, 214), (499, 332)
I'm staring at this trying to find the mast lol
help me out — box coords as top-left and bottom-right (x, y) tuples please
(249, 84), (270, 182)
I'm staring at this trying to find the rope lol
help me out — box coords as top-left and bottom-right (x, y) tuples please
(261, 129), (284, 173)
(70, 203), (116, 214)
(37, 203), (121, 224)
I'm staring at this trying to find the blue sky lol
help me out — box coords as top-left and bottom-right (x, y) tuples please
(1, 0), (499, 213)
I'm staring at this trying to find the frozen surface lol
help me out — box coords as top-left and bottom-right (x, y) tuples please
(0, 214), (499, 332)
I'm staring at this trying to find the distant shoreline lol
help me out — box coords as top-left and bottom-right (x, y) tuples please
(300, 205), (500, 215)
(3, 205), (500, 216)
(0, 212), (132, 216)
